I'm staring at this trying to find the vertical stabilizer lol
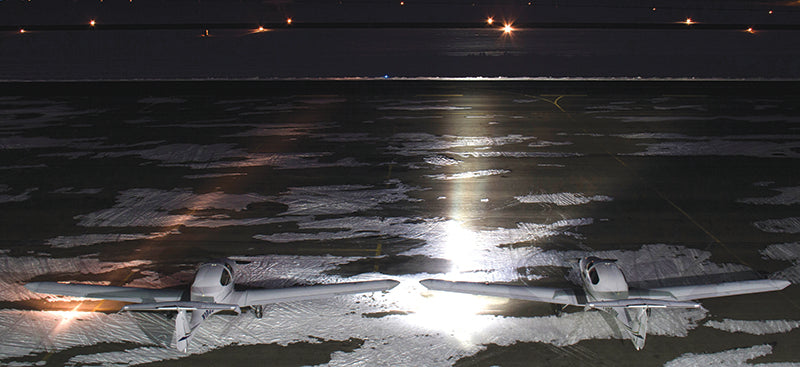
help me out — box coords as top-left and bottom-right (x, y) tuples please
(626, 307), (649, 350)
(174, 309), (192, 353)
(611, 306), (649, 350)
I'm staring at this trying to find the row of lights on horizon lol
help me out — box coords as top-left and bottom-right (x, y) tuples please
(16, 15), (770, 35)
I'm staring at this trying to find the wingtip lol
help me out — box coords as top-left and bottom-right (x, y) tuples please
(24, 282), (40, 293)
(385, 279), (400, 289)
(774, 279), (792, 290)
(419, 279), (445, 289)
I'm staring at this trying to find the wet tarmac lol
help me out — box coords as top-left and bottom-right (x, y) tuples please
(1, 80), (799, 366)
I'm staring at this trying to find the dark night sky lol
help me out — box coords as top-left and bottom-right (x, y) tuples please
(2, 0), (799, 25)
(2, 0), (799, 79)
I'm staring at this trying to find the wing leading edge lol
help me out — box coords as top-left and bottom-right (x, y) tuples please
(419, 279), (581, 306)
(636, 279), (791, 301)
(236, 279), (400, 307)
(24, 282), (184, 303)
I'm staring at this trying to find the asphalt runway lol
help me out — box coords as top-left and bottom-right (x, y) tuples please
(1, 80), (799, 366)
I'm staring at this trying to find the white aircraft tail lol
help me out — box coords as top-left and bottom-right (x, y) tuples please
(122, 301), (241, 352)
(626, 307), (649, 351)
(175, 309), (191, 352)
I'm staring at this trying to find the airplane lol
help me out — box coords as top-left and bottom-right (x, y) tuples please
(25, 258), (399, 352)
(420, 256), (791, 350)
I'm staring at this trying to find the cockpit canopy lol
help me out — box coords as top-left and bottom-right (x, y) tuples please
(582, 257), (629, 295)
(191, 260), (235, 302)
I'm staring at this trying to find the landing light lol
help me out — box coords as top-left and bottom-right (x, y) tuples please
(89, 19), (96, 27)
(257, 26), (265, 32)
(745, 27), (755, 34)
(503, 23), (513, 33)
(486, 17), (494, 25)
(19, 28), (26, 33)
(286, 18), (292, 25)
(684, 18), (694, 25)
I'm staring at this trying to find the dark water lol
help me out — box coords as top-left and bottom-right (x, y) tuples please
(1, 81), (799, 366)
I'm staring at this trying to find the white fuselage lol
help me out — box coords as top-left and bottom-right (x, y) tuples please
(190, 260), (236, 303)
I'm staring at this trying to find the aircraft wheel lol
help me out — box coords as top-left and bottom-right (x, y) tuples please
(254, 305), (264, 319)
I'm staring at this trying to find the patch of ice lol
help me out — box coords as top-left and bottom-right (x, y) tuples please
(664, 344), (798, 367)
(76, 188), (276, 228)
(739, 187), (800, 205)
(137, 97), (187, 104)
(426, 169), (510, 180)
(297, 97), (346, 104)
(51, 187), (102, 195)
(0, 164), (48, 170)
(450, 151), (581, 158)
(628, 140), (800, 158)
(224, 122), (338, 137)
(0, 103), (103, 131)
(754, 218), (800, 234)
(613, 132), (703, 140)
(275, 181), (421, 216)
(95, 143), (245, 164)
(760, 242), (800, 283)
(515, 192), (613, 206)
(0, 188), (37, 204)
(0, 136), (101, 150)
(378, 105), (471, 111)
(377, 115), (443, 120)
(705, 319), (800, 335)
(653, 105), (707, 111)
(183, 172), (247, 179)
(45, 231), (176, 248)
(527, 140), (573, 148)
(423, 155), (462, 166)
(389, 133), (534, 155)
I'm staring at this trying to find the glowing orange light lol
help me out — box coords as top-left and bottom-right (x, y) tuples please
(503, 23), (513, 33)
(89, 19), (96, 27)
(19, 28), (26, 33)
(768, 10), (773, 14)
(286, 18), (292, 25)
(486, 17), (494, 25)
(684, 18), (694, 25)
(745, 27), (755, 33)
(400, 1), (405, 5)
(202, 29), (209, 37)
(652, 7), (656, 11)
(257, 26), (265, 32)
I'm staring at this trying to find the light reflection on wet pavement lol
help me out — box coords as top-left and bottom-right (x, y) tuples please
(1, 81), (799, 366)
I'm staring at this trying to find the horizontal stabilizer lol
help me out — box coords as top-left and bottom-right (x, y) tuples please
(25, 282), (184, 303)
(122, 301), (240, 313)
(237, 279), (399, 307)
(587, 299), (700, 309)
(419, 279), (581, 306)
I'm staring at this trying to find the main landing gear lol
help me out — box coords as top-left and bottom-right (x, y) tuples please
(254, 305), (264, 319)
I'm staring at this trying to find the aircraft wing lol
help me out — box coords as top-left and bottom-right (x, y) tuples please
(641, 279), (791, 301)
(25, 282), (185, 303)
(235, 279), (399, 307)
(419, 279), (582, 306)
